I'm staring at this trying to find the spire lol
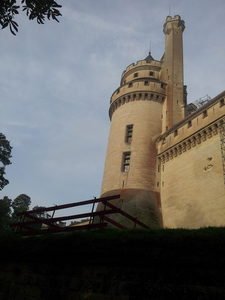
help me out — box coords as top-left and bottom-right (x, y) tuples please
(145, 51), (154, 61)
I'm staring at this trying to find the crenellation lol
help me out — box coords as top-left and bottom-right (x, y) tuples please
(157, 93), (225, 153)
(109, 91), (164, 119)
(158, 117), (225, 165)
(111, 80), (166, 103)
(122, 59), (161, 76)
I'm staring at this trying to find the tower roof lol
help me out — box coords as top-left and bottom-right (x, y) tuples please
(145, 51), (154, 61)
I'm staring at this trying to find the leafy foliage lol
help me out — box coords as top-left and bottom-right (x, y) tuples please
(33, 205), (51, 219)
(0, 194), (32, 232)
(11, 193), (31, 220)
(0, 133), (12, 191)
(0, 0), (62, 35)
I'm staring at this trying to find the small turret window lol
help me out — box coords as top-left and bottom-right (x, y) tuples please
(188, 120), (192, 128)
(125, 124), (133, 144)
(128, 82), (133, 87)
(220, 98), (225, 107)
(134, 72), (138, 78)
(144, 81), (149, 86)
(202, 110), (208, 118)
(149, 71), (154, 76)
(122, 152), (131, 172)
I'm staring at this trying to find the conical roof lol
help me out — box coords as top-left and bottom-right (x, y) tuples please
(145, 51), (154, 61)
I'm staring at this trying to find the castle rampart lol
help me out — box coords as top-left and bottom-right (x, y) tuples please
(157, 92), (225, 228)
(157, 91), (225, 156)
(121, 59), (161, 76)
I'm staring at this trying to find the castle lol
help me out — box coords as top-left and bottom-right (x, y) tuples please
(99, 15), (225, 229)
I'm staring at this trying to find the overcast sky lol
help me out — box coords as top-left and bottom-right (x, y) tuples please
(0, 0), (224, 214)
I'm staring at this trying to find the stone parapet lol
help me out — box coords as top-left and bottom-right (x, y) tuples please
(157, 92), (225, 155)
(158, 117), (224, 164)
(109, 91), (165, 119)
(121, 59), (161, 77)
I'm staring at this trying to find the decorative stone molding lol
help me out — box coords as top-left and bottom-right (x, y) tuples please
(158, 118), (225, 164)
(109, 92), (164, 119)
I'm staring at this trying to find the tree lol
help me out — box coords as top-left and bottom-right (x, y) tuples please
(11, 193), (31, 220)
(0, 133), (12, 191)
(0, 196), (12, 231)
(33, 205), (50, 219)
(0, 0), (62, 35)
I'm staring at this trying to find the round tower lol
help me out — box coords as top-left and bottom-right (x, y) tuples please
(99, 54), (166, 228)
(161, 15), (185, 131)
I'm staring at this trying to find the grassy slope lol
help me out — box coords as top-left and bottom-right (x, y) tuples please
(1, 228), (225, 298)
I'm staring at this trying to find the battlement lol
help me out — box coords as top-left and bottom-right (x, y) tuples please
(111, 80), (166, 103)
(122, 59), (161, 77)
(163, 15), (185, 34)
(157, 91), (225, 157)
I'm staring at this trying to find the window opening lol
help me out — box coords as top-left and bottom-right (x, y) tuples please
(203, 110), (208, 118)
(220, 98), (225, 107)
(122, 152), (131, 172)
(125, 124), (133, 144)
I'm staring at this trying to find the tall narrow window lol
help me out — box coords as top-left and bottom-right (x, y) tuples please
(202, 110), (208, 118)
(174, 129), (178, 137)
(125, 124), (133, 144)
(187, 120), (192, 128)
(122, 152), (131, 172)
(220, 98), (225, 107)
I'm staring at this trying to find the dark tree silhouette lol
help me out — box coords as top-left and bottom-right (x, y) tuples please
(0, 133), (12, 191)
(11, 193), (31, 220)
(0, 196), (12, 231)
(0, 0), (62, 35)
(33, 205), (50, 219)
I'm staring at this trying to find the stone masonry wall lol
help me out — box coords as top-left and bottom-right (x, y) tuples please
(160, 133), (225, 228)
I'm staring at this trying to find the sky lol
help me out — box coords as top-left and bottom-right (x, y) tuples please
(0, 0), (225, 216)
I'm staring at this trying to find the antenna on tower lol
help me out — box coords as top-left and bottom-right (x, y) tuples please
(149, 40), (152, 54)
(169, 3), (172, 15)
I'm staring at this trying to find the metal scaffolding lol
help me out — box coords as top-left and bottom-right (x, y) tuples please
(11, 194), (149, 235)
(220, 119), (225, 185)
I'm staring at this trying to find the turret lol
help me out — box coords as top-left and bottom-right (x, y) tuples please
(161, 15), (186, 131)
(97, 15), (186, 228)
(99, 55), (164, 228)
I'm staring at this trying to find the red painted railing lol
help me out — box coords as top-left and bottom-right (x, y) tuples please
(11, 195), (149, 235)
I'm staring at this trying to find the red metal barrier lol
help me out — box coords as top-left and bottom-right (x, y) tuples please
(11, 194), (149, 235)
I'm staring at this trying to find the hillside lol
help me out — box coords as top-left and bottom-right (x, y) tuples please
(1, 228), (225, 299)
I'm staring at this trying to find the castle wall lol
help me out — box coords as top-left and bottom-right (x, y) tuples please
(157, 95), (225, 228)
(160, 133), (225, 228)
(158, 95), (225, 153)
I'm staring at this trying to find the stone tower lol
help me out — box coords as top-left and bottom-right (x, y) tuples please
(161, 15), (186, 131)
(99, 15), (186, 228)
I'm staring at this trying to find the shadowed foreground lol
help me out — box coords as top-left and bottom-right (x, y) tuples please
(1, 228), (225, 299)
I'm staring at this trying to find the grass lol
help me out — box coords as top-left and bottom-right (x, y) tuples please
(1, 227), (225, 298)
